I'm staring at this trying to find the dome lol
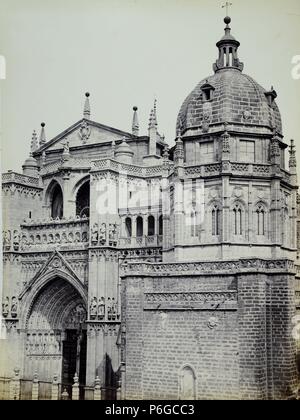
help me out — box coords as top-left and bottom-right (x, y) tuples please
(177, 70), (282, 135)
(177, 17), (282, 136)
(115, 137), (134, 164)
(22, 155), (39, 177)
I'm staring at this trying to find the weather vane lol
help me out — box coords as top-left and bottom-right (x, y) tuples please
(222, 2), (233, 16)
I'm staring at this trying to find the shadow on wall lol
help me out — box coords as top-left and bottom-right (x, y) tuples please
(96, 354), (120, 400)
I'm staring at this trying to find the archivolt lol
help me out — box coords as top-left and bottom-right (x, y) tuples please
(20, 269), (87, 330)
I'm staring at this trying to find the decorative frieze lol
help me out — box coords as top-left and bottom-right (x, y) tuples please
(144, 291), (237, 311)
(122, 258), (295, 277)
(26, 331), (62, 356)
(20, 217), (89, 250)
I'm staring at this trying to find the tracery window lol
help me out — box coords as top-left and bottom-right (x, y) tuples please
(212, 206), (221, 236)
(76, 181), (90, 218)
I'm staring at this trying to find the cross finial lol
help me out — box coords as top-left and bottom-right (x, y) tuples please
(222, 2), (233, 17)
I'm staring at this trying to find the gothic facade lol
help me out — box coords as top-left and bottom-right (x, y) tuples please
(1, 17), (300, 400)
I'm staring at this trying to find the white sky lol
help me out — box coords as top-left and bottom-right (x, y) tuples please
(0, 0), (300, 172)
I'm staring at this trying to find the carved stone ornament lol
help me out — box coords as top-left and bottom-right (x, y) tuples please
(79, 120), (91, 143)
(207, 316), (219, 329)
(243, 110), (252, 121)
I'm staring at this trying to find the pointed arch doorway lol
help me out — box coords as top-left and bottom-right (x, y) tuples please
(24, 276), (87, 398)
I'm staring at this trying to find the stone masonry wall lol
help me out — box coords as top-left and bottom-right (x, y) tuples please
(122, 260), (299, 400)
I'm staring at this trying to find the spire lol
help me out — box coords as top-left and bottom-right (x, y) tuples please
(148, 99), (158, 129)
(213, 16), (244, 73)
(289, 139), (298, 185)
(83, 92), (91, 119)
(289, 139), (297, 169)
(30, 130), (38, 155)
(39, 122), (46, 146)
(23, 130), (39, 176)
(132, 106), (139, 136)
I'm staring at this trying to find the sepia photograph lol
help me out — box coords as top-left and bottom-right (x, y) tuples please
(0, 0), (300, 403)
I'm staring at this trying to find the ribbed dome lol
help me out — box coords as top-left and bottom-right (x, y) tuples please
(177, 69), (282, 136)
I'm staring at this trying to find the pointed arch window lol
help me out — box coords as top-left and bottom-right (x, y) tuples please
(125, 217), (132, 238)
(179, 366), (196, 400)
(233, 204), (243, 236)
(148, 215), (155, 236)
(212, 206), (221, 236)
(51, 183), (63, 219)
(256, 205), (266, 236)
(190, 209), (197, 238)
(136, 216), (143, 237)
(158, 215), (163, 236)
(76, 181), (90, 218)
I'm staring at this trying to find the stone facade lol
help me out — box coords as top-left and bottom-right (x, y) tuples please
(1, 17), (300, 400)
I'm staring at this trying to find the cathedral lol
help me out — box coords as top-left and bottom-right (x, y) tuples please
(1, 16), (300, 400)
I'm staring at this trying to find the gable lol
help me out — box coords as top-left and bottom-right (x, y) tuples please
(19, 250), (81, 299)
(35, 119), (133, 154)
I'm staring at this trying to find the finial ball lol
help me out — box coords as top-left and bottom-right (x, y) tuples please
(41, 122), (45, 127)
(133, 106), (138, 111)
(85, 92), (90, 97)
(224, 16), (231, 25)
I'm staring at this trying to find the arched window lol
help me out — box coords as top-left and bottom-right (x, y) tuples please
(190, 210), (197, 238)
(158, 215), (163, 235)
(233, 204), (243, 236)
(148, 216), (155, 236)
(212, 206), (220, 236)
(125, 217), (132, 237)
(179, 366), (196, 400)
(282, 207), (289, 245)
(76, 181), (90, 218)
(136, 216), (143, 237)
(51, 183), (63, 219)
(256, 205), (266, 236)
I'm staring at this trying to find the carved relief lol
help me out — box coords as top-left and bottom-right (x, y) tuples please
(26, 331), (61, 356)
(207, 316), (219, 329)
(243, 110), (252, 121)
(202, 102), (212, 133)
(79, 120), (91, 143)
(232, 187), (243, 199)
(19, 219), (89, 250)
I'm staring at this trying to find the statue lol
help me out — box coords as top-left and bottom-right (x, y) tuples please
(3, 230), (11, 251)
(11, 297), (18, 318)
(63, 141), (69, 154)
(91, 223), (99, 245)
(61, 232), (68, 243)
(98, 297), (105, 320)
(82, 231), (88, 242)
(20, 234), (28, 250)
(109, 223), (118, 243)
(13, 230), (20, 251)
(99, 223), (106, 245)
(2, 297), (9, 317)
(74, 232), (81, 243)
(90, 297), (97, 319)
(111, 298), (117, 320)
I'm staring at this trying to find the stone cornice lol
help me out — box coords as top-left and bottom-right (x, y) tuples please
(121, 258), (296, 277)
